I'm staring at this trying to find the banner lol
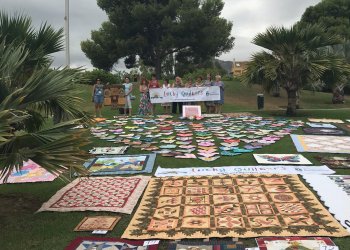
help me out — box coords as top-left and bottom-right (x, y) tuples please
(149, 86), (220, 103)
(154, 165), (335, 177)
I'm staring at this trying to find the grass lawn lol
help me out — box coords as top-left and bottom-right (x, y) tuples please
(1, 80), (350, 249)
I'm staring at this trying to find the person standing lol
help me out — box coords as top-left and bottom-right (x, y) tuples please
(123, 76), (133, 116)
(138, 77), (152, 115)
(92, 78), (104, 117)
(213, 75), (224, 114)
(172, 76), (184, 114)
(203, 74), (214, 113)
(148, 73), (160, 115)
(161, 79), (172, 114)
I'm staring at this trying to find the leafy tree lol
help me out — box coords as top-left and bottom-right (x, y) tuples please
(299, 0), (350, 99)
(81, 0), (234, 77)
(0, 13), (91, 181)
(242, 24), (350, 116)
(300, 0), (350, 40)
(81, 69), (122, 85)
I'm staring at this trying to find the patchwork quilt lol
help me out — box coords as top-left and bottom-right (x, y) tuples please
(303, 175), (350, 232)
(65, 237), (159, 250)
(302, 127), (345, 135)
(315, 156), (350, 169)
(38, 176), (150, 214)
(291, 134), (350, 153)
(168, 239), (244, 250)
(122, 175), (348, 239)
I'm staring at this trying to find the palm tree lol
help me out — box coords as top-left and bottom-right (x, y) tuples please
(0, 14), (91, 182)
(242, 24), (350, 115)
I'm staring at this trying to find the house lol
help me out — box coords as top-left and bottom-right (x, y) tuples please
(231, 60), (249, 76)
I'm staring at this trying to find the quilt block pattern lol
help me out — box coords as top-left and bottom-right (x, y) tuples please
(123, 175), (349, 239)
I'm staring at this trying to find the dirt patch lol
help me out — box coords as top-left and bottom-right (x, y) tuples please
(0, 193), (42, 215)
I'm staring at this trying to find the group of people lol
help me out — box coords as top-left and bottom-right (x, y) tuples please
(92, 73), (225, 117)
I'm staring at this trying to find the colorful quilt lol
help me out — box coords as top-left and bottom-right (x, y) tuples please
(315, 156), (350, 169)
(154, 165), (334, 177)
(38, 176), (150, 214)
(168, 240), (244, 250)
(84, 154), (156, 175)
(256, 237), (336, 250)
(253, 154), (312, 165)
(306, 122), (337, 128)
(0, 160), (58, 184)
(302, 127), (345, 135)
(65, 237), (159, 250)
(303, 175), (350, 232)
(89, 146), (129, 155)
(122, 175), (348, 239)
(291, 134), (350, 153)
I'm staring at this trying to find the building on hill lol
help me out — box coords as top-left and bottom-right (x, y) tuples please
(231, 59), (249, 76)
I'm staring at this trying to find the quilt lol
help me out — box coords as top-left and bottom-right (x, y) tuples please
(0, 160), (58, 184)
(65, 237), (159, 250)
(306, 122), (337, 129)
(74, 216), (121, 231)
(256, 237), (336, 250)
(84, 154), (156, 175)
(122, 174), (348, 239)
(308, 118), (344, 123)
(154, 165), (334, 177)
(38, 176), (150, 214)
(253, 154), (312, 165)
(168, 240), (244, 250)
(291, 134), (350, 153)
(89, 146), (129, 155)
(303, 175), (350, 232)
(302, 127), (345, 135)
(315, 156), (350, 169)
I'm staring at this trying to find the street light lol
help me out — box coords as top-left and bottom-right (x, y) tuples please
(64, 0), (70, 68)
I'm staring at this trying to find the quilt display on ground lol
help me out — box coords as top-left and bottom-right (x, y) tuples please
(315, 156), (350, 169)
(122, 174), (348, 239)
(84, 154), (156, 175)
(303, 175), (350, 232)
(256, 236), (336, 250)
(74, 216), (121, 231)
(167, 239), (244, 250)
(0, 160), (58, 184)
(291, 134), (350, 153)
(38, 176), (150, 214)
(65, 237), (159, 250)
(253, 154), (312, 165)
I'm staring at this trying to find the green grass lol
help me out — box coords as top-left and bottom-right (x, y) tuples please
(1, 81), (350, 249)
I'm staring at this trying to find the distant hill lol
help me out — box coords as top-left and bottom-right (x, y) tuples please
(215, 59), (233, 74)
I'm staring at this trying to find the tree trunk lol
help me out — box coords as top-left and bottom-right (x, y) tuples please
(155, 55), (161, 79)
(286, 89), (297, 116)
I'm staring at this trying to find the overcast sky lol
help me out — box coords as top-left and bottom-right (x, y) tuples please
(2, 0), (321, 70)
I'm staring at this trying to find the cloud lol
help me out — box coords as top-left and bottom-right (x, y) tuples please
(2, 0), (321, 68)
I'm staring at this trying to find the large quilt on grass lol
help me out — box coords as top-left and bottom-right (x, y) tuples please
(291, 134), (350, 153)
(122, 174), (349, 239)
(38, 176), (150, 214)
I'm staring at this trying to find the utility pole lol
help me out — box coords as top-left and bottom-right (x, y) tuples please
(64, 0), (70, 68)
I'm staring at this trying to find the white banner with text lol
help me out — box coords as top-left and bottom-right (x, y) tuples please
(149, 86), (220, 103)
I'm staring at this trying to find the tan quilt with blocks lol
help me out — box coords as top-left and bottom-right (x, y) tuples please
(122, 174), (349, 239)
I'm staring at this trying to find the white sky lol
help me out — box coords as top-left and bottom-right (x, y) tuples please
(2, 0), (321, 70)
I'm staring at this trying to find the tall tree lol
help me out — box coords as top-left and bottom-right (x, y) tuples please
(81, 0), (234, 77)
(242, 24), (350, 116)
